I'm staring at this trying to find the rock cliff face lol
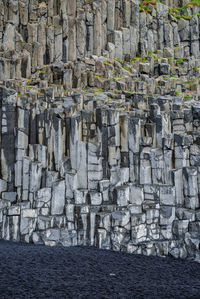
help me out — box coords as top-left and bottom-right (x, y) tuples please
(1, 0), (200, 78)
(0, 0), (200, 261)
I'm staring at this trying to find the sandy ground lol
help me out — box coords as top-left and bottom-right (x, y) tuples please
(0, 240), (200, 298)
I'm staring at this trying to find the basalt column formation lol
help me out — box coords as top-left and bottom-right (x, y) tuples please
(0, 0), (200, 261)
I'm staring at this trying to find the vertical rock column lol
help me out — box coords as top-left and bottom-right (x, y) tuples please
(0, 1), (4, 49)
(54, 15), (63, 62)
(101, 0), (107, 52)
(15, 106), (29, 199)
(76, 7), (86, 59)
(190, 15), (199, 58)
(0, 88), (17, 190)
(93, 3), (102, 56)
(67, 0), (77, 61)
(129, 116), (140, 183)
(139, 12), (148, 56)
(107, 0), (115, 32)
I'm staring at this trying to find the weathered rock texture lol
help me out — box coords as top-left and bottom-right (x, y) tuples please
(1, 0), (200, 80)
(0, 0), (200, 261)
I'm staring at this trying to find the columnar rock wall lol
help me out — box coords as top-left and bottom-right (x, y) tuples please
(1, 0), (200, 81)
(0, 83), (200, 261)
(0, 0), (200, 261)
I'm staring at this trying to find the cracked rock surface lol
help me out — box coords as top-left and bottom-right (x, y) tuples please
(0, 0), (200, 261)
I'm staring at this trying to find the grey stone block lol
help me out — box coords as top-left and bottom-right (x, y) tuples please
(51, 180), (65, 215)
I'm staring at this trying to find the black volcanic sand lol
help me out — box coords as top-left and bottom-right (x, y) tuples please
(0, 241), (200, 298)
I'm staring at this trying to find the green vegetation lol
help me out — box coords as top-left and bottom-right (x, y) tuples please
(163, 74), (178, 80)
(147, 50), (161, 59)
(85, 0), (94, 4)
(114, 58), (124, 64)
(167, 57), (188, 63)
(139, 0), (162, 13)
(124, 90), (134, 94)
(181, 79), (196, 86)
(94, 88), (104, 95)
(131, 57), (148, 63)
(105, 76), (123, 82)
(122, 66), (132, 72)
(104, 60), (111, 65)
(186, 1), (200, 7)
(169, 1), (200, 20)
(148, 51), (153, 56)
(175, 58), (188, 63)
(170, 12), (191, 20)
(114, 77), (123, 81)
(94, 75), (103, 79)
(184, 95), (192, 99)
(137, 0), (200, 20)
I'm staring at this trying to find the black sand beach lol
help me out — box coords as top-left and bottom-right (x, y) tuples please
(0, 240), (200, 299)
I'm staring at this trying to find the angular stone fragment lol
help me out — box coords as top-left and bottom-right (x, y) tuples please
(3, 23), (15, 52)
(44, 229), (60, 242)
(22, 209), (37, 218)
(160, 206), (175, 225)
(29, 162), (42, 193)
(132, 224), (147, 242)
(107, 0), (115, 31)
(60, 229), (77, 246)
(112, 210), (130, 227)
(90, 192), (102, 205)
(76, 142), (88, 189)
(51, 180), (65, 215)
(173, 220), (189, 238)
(113, 31), (123, 60)
(2, 192), (17, 202)
(7, 206), (20, 216)
(65, 172), (77, 199)
(129, 185), (144, 205)
(114, 186), (129, 206)
(0, 179), (7, 194)
(160, 186), (175, 206)
(35, 188), (51, 208)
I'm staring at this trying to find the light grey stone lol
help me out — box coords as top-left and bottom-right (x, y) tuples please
(2, 192), (17, 202)
(115, 186), (129, 206)
(160, 206), (175, 225)
(0, 179), (7, 194)
(129, 185), (144, 205)
(160, 186), (175, 206)
(51, 180), (65, 215)
(22, 209), (37, 218)
(90, 192), (102, 205)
